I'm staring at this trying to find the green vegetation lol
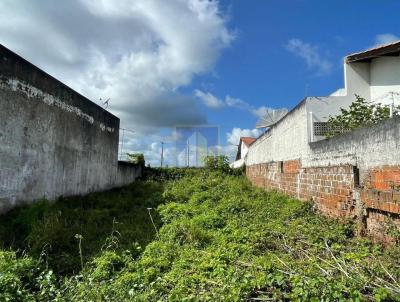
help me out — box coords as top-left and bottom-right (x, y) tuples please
(0, 181), (164, 275)
(203, 154), (230, 172)
(326, 95), (399, 137)
(0, 166), (399, 301)
(126, 153), (145, 166)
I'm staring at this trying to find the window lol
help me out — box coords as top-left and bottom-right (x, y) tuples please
(313, 122), (347, 136)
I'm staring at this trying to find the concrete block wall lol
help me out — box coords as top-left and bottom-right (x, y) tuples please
(115, 162), (143, 187)
(246, 117), (400, 242)
(0, 44), (141, 212)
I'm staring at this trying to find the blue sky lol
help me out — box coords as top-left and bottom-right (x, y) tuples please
(187, 0), (400, 142)
(0, 0), (399, 166)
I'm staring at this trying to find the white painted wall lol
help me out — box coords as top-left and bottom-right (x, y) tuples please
(303, 116), (400, 180)
(246, 103), (309, 165)
(309, 56), (400, 120)
(230, 158), (244, 169)
(230, 141), (250, 168)
(344, 62), (371, 101)
(246, 54), (400, 168)
(241, 143), (249, 159)
(370, 57), (400, 105)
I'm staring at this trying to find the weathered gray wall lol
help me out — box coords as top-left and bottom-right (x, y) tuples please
(115, 162), (142, 187)
(246, 101), (309, 165)
(0, 44), (139, 212)
(305, 116), (400, 175)
(246, 115), (400, 241)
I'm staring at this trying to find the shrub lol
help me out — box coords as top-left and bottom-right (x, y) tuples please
(0, 181), (164, 275)
(60, 173), (400, 301)
(0, 251), (58, 302)
(1, 170), (399, 301)
(204, 155), (231, 172)
(126, 153), (145, 166)
(326, 94), (398, 137)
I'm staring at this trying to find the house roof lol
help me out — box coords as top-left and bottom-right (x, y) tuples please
(235, 137), (257, 161)
(346, 40), (400, 63)
(241, 137), (256, 147)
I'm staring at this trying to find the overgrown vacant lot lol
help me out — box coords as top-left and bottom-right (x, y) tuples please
(0, 170), (399, 301)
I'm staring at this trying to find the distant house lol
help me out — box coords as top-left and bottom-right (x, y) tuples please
(230, 137), (256, 168)
(247, 40), (400, 167)
(244, 41), (400, 241)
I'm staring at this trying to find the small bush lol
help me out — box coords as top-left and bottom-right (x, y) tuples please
(326, 94), (399, 137)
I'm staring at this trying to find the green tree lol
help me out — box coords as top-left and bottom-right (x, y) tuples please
(326, 95), (394, 137)
(204, 155), (230, 172)
(126, 153), (145, 166)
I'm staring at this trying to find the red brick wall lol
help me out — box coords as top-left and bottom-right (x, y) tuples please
(362, 166), (400, 242)
(246, 161), (400, 242)
(365, 166), (400, 191)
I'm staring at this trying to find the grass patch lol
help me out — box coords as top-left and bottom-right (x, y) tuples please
(0, 170), (399, 301)
(0, 181), (165, 275)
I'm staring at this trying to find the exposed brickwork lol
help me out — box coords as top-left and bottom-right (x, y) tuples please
(365, 166), (400, 191)
(246, 161), (400, 242)
(283, 160), (301, 174)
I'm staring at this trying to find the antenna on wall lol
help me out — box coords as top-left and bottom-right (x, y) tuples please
(99, 97), (111, 109)
(255, 108), (289, 129)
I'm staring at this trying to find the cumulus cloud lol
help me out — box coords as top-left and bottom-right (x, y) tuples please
(194, 89), (225, 108)
(195, 90), (278, 119)
(226, 127), (261, 146)
(286, 38), (332, 75)
(119, 130), (178, 167)
(373, 33), (399, 47)
(0, 0), (234, 165)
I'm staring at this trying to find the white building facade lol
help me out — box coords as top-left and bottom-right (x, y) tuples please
(231, 137), (256, 168)
(246, 41), (400, 166)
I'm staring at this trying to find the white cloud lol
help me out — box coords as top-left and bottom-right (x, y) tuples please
(225, 95), (250, 110)
(373, 33), (399, 47)
(0, 0), (234, 166)
(286, 38), (332, 75)
(216, 144), (238, 162)
(226, 127), (261, 146)
(221, 127), (261, 164)
(195, 89), (225, 108)
(120, 131), (177, 167)
(195, 90), (276, 119)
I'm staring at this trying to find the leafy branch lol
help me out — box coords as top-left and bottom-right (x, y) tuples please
(325, 95), (399, 137)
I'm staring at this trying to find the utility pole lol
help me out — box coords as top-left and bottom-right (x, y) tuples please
(119, 128), (135, 160)
(187, 140), (190, 167)
(119, 129), (125, 160)
(160, 141), (164, 168)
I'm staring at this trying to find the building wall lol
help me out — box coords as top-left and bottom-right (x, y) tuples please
(241, 143), (249, 159)
(246, 50), (400, 241)
(370, 57), (400, 104)
(344, 62), (371, 101)
(0, 45), (140, 212)
(246, 117), (400, 241)
(246, 102), (309, 165)
(115, 162), (143, 187)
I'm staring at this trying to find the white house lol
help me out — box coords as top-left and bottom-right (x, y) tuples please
(231, 137), (256, 168)
(308, 41), (400, 142)
(246, 41), (400, 166)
